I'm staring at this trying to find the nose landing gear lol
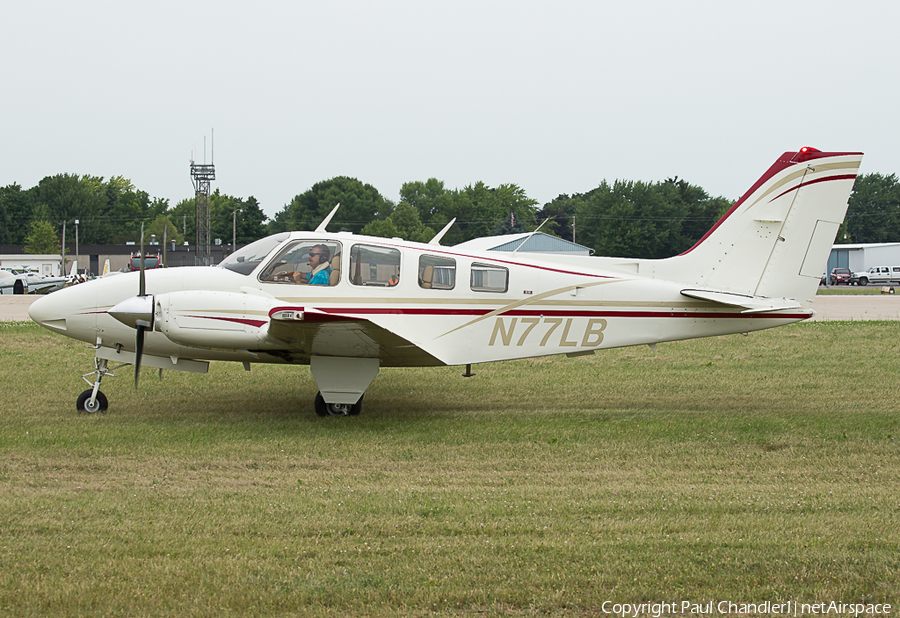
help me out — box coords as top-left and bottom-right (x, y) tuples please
(76, 356), (126, 413)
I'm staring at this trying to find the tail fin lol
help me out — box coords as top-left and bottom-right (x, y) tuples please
(102, 259), (110, 276)
(658, 148), (862, 302)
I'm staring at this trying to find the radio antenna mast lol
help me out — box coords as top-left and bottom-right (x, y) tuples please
(190, 130), (216, 266)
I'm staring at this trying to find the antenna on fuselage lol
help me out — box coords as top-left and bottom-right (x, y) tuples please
(315, 203), (340, 233)
(512, 217), (551, 253)
(428, 218), (456, 245)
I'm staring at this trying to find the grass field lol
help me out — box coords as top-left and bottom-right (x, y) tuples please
(1, 320), (898, 617)
(816, 287), (890, 295)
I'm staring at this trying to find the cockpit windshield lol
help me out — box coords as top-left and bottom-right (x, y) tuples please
(218, 233), (290, 275)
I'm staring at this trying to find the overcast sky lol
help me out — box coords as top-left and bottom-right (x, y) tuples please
(2, 0), (897, 219)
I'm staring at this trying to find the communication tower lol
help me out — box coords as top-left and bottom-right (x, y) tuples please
(189, 136), (216, 265)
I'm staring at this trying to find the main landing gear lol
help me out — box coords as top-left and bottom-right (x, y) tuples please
(309, 356), (378, 419)
(76, 357), (126, 413)
(314, 392), (362, 417)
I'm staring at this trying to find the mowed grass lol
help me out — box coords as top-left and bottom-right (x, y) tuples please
(816, 287), (891, 295)
(0, 321), (898, 617)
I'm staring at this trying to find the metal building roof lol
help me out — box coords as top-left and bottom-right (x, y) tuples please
(454, 232), (592, 255)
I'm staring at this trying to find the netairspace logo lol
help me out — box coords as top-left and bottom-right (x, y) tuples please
(599, 601), (892, 617)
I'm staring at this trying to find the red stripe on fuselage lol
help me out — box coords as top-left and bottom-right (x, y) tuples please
(188, 307), (811, 330)
(182, 315), (268, 328)
(313, 307), (812, 320)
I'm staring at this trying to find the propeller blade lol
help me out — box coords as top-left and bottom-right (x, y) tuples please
(139, 222), (146, 297)
(135, 221), (148, 389)
(134, 324), (145, 388)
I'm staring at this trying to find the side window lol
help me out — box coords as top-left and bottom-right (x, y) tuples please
(470, 262), (508, 293)
(419, 255), (456, 290)
(258, 240), (342, 286)
(350, 244), (401, 287)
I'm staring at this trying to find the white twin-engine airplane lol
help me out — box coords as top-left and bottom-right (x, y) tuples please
(29, 147), (862, 416)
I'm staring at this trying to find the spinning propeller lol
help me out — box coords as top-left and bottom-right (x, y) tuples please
(107, 223), (154, 388)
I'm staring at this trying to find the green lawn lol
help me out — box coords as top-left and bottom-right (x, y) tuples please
(1, 320), (898, 617)
(816, 286), (893, 295)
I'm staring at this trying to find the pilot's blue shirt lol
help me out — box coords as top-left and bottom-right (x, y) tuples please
(306, 267), (332, 285)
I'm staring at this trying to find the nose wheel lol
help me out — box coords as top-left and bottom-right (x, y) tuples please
(77, 389), (108, 413)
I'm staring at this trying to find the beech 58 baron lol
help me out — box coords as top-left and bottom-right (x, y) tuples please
(29, 147), (862, 416)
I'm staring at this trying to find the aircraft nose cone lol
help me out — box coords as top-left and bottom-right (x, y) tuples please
(28, 292), (68, 331)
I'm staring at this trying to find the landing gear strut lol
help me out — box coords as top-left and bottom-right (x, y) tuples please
(76, 356), (126, 413)
(314, 392), (362, 417)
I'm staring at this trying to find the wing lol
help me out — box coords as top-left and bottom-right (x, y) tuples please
(263, 308), (445, 367)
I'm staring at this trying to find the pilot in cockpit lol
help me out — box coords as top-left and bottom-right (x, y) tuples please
(294, 244), (332, 285)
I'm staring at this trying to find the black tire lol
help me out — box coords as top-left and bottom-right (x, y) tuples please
(76, 389), (108, 413)
(858, 277), (868, 286)
(314, 392), (362, 417)
(314, 392), (329, 417)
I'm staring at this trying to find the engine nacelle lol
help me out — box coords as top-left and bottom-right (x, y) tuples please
(155, 290), (273, 349)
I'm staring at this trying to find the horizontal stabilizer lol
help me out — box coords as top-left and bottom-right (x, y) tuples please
(681, 289), (802, 313)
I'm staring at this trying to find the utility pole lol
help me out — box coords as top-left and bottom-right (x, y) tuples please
(74, 219), (79, 275)
(61, 220), (66, 277)
(232, 208), (242, 254)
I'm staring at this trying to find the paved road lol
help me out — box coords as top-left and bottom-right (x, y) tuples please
(2, 293), (898, 322)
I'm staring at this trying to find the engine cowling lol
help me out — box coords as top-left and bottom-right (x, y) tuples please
(154, 290), (273, 348)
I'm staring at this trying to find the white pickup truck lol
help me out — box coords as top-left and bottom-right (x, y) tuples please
(851, 266), (900, 286)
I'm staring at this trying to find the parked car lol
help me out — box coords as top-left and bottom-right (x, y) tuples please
(851, 266), (900, 286)
(830, 267), (852, 285)
(124, 252), (161, 272)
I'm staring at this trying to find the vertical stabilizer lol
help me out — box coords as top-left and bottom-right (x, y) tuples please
(656, 148), (862, 301)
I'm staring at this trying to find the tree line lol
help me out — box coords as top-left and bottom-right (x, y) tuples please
(2, 171), (898, 259)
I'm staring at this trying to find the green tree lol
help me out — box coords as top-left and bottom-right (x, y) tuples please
(360, 218), (400, 239)
(574, 181), (683, 259)
(398, 180), (539, 244)
(24, 220), (60, 254)
(844, 173), (900, 243)
(361, 202), (435, 242)
(146, 214), (183, 246)
(546, 178), (731, 258)
(236, 196), (268, 243)
(29, 174), (106, 242)
(0, 183), (34, 244)
(209, 191), (269, 246)
(535, 194), (576, 242)
(168, 198), (197, 244)
(400, 178), (455, 233)
(101, 176), (156, 244)
(270, 177), (391, 234)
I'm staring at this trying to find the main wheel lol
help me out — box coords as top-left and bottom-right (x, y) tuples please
(858, 277), (868, 286)
(314, 392), (362, 417)
(76, 389), (108, 413)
